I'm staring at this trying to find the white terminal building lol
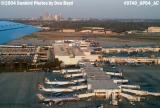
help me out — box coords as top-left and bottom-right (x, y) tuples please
(54, 40), (100, 65)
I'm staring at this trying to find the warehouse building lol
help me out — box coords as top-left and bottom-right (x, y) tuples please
(148, 27), (160, 33)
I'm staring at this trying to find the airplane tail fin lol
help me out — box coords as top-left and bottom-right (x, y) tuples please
(44, 77), (50, 82)
(38, 83), (44, 90)
(37, 93), (45, 101)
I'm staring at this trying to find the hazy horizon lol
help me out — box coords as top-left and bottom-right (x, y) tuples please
(0, 0), (160, 19)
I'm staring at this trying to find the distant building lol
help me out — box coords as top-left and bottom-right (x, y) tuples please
(148, 27), (160, 33)
(93, 30), (105, 34)
(126, 30), (138, 34)
(79, 27), (115, 35)
(80, 27), (105, 34)
(40, 12), (62, 21)
(105, 30), (113, 34)
(79, 30), (92, 33)
(37, 26), (50, 31)
(62, 29), (75, 33)
(82, 27), (104, 30)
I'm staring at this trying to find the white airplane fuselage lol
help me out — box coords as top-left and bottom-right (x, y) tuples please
(40, 87), (73, 93)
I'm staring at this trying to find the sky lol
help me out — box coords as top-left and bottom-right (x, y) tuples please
(0, 0), (160, 19)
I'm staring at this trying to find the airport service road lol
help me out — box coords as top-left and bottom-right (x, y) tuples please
(0, 72), (45, 108)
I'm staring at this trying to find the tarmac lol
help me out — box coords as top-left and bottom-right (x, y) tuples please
(0, 66), (160, 108)
(0, 72), (44, 108)
(0, 72), (106, 108)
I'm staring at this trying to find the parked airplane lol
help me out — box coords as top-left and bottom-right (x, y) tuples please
(37, 94), (80, 104)
(122, 89), (160, 96)
(113, 79), (129, 84)
(45, 78), (86, 85)
(64, 73), (87, 78)
(70, 85), (88, 90)
(62, 69), (83, 74)
(38, 83), (88, 93)
(38, 84), (73, 93)
(119, 85), (140, 89)
(72, 78), (86, 83)
(44, 78), (75, 85)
